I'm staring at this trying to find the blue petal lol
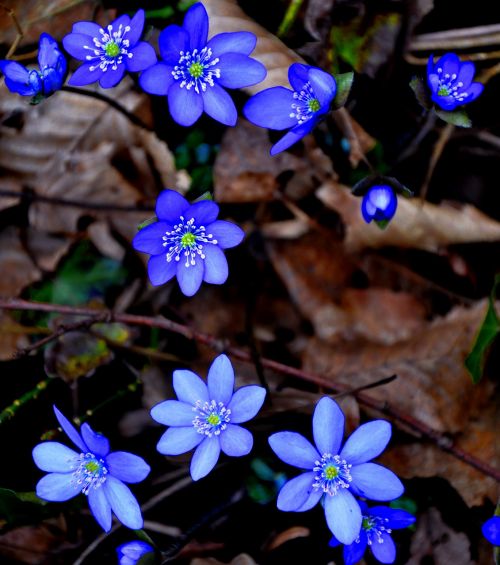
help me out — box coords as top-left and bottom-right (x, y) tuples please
(156, 189), (189, 222)
(126, 9), (146, 47)
(176, 258), (204, 296)
(207, 354), (234, 404)
(227, 385), (266, 423)
(81, 423), (110, 457)
(370, 532), (396, 563)
(105, 451), (150, 483)
(482, 516), (500, 545)
(88, 485), (112, 532)
(324, 489), (362, 544)
(159, 25), (190, 64)
(110, 14), (131, 33)
(340, 420), (391, 465)
(33, 442), (79, 472)
(216, 54), (266, 89)
(103, 476), (143, 530)
(431, 92), (459, 111)
(312, 397), (344, 455)
(276, 472), (315, 511)
(37, 33), (60, 69)
(456, 61), (475, 89)
(328, 535), (341, 548)
(42, 67), (64, 96)
(139, 63), (174, 96)
(466, 82), (483, 102)
(173, 368), (209, 404)
(288, 63), (310, 92)
(206, 220), (244, 249)
(99, 65), (125, 89)
(220, 424), (253, 456)
(344, 533), (368, 565)
(62, 33), (91, 60)
(36, 472), (80, 502)
(151, 399), (195, 426)
(168, 82), (204, 126)
(270, 119), (315, 155)
(426, 54), (435, 77)
(71, 21), (101, 36)
(53, 406), (88, 452)
(427, 72), (440, 95)
(350, 463), (404, 501)
(0, 60), (29, 82)
(3, 77), (36, 96)
(190, 436), (221, 480)
(184, 201), (220, 226)
(183, 2), (209, 51)
(68, 62), (102, 86)
(157, 426), (203, 455)
(127, 42), (157, 73)
(147, 254), (177, 286)
(202, 245), (228, 285)
(436, 52), (460, 77)
(243, 87), (297, 130)
(268, 432), (318, 469)
(295, 486), (323, 512)
(117, 541), (153, 563)
(371, 506), (416, 529)
(308, 67), (336, 109)
(207, 31), (256, 57)
(201, 84), (237, 126)
(132, 221), (171, 255)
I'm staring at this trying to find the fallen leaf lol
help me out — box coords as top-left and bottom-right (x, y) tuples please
(0, 311), (29, 360)
(267, 527), (310, 551)
(0, 227), (41, 297)
(191, 554), (258, 565)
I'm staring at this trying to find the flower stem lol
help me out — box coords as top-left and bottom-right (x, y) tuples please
(277, 0), (304, 38)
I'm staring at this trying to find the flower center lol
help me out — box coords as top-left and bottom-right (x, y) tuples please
(105, 41), (120, 57)
(356, 515), (392, 546)
(84, 23), (133, 73)
(312, 453), (352, 496)
(308, 98), (320, 112)
(434, 67), (467, 102)
(192, 399), (231, 437)
(172, 47), (221, 94)
(290, 81), (321, 125)
(162, 216), (218, 268)
(71, 452), (108, 495)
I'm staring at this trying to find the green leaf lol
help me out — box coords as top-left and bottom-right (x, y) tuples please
(434, 108), (471, 128)
(193, 191), (213, 202)
(144, 7), (174, 19)
(409, 76), (431, 110)
(138, 216), (158, 230)
(465, 275), (500, 383)
(0, 488), (51, 531)
(375, 219), (390, 230)
(332, 72), (354, 110)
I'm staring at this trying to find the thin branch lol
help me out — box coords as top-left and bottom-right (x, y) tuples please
(419, 122), (454, 202)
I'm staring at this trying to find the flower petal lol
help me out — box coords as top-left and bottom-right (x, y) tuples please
(174, 369), (209, 404)
(157, 426), (203, 455)
(313, 397), (345, 456)
(126, 9), (146, 47)
(340, 420), (391, 465)
(72, 21), (101, 36)
(220, 424), (253, 456)
(206, 220), (244, 249)
(288, 63), (311, 91)
(139, 63), (174, 95)
(36, 472), (80, 502)
(176, 258), (204, 296)
(106, 451), (151, 483)
(466, 82), (484, 102)
(203, 245), (228, 284)
(183, 3), (209, 51)
(88, 485), (112, 532)
(151, 399), (195, 426)
(103, 475), (143, 530)
(81, 423), (110, 457)
(132, 221), (171, 255)
(216, 53), (266, 89)
(276, 472), (315, 511)
(184, 200), (220, 226)
(456, 61), (475, 89)
(190, 436), (221, 480)
(243, 87), (297, 130)
(482, 516), (500, 545)
(268, 432), (318, 469)
(295, 486), (323, 512)
(159, 25), (190, 64)
(201, 84), (237, 126)
(227, 385), (266, 423)
(168, 82), (204, 126)
(343, 533), (368, 565)
(207, 354), (234, 404)
(33, 442), (79, 473)
(436, 52), (460, 77)
(156, 189), (189, 222)
(370, 532), (396, 563)
(68, 62), (102, 86)
(99, 65), (125, 89)
(62, 33), (92, 60)
(324, 489), (362, 544)
(127, 42), (157, 73)
(371, 506), (416, 529)
(147, 254), (177, 286)
(350, 463), (404, 501)
(53, 406), (88, 452)
(270, 120), (315, 155)
(308, 67), (336, 109)
(0, 60), (29, 82)
(207, 31), (256, 57)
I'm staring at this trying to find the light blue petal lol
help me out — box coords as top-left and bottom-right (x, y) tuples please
(372, 506), (416, 529)
(350, 463), (404, 501)
(466, 82), (483, 102)
(173, 369), (209, 404)
(103, 476), (143, 530)
(324, 489), (362, 544)
(344, 533), (368, 565)
(202, 245), (228, 285)
(216, 54), (266, 89)
(71, 21), (101, 36)
(126, 9), (146, 47)
(168, 82), (203, 126)
(456, 61), (475, 89)
(227, 385), (266, 423)
(207, 31), (256, 57)
(308, 67), (336, 109)
(207, 354), (234, 404)
(53, 406), (88, 452)
(99, 65), (125, 89)
(156, 189), (189, 222)
(288, 63), (310, 91)
(127, 42), (157, 73)
(81, 423), (110, 457)
(276, 472), (315, 511)
(158, 25), (190, 64)
(150, 400), (195, 426)
(117, 541), (154, 563)
(201, 84), (237, 126)
(139, 63), (175, 96)
(33, 442), (79, 473)
(105, 452), (150, 483)
(270, 120), (315, 155)
(295, 486), (323, 511)
(313, 397), (344, 455)
(190, 436), (221, 480)
(67, 62), (102, 86)
(206, 220), (244, 249)
(88, 485), (112, 532)
(268, 432), (318, 469)
(176, 258), (204, 296)
(370, 532), (396, 563)
(147, 254), (177, 286)
(184, 200), (220, 226)
(157, 426), (203, 455)
(38, 33), (61, 69)
(220, 424), (253, 456)
(132, 221), (171, 255)
(243, 87), (296, 130)
(340, 420), (391, 465)
(183, 2), (209, 51)
(36, 472), (80, 502)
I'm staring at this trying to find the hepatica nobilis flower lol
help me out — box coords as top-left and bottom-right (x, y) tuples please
(482, 516), (500, 546)
(243, 63), (336, 155)
(0, 34), (67, 100)
(361, 184), (398, 228)
(117, 540), (154, 565)
(151, 354), (266, 481)
(268, 397), (404, 545)
(139, 2), (266, 126)
(63, 9), (156, 88)
(132, 189), (244, 296)
(329, 502), (416, 565)
(427, 53), (483, 111)
(33, 406), (150, 532)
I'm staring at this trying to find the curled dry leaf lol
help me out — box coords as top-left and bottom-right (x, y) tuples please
(267, 527), (310, 551)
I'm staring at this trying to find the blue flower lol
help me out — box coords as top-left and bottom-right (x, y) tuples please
(139, 2), (266, 126)
(361, 184), (398, 227)
(62, 9), (157, 89)
(243, 63), (336, 155)
(132, 189), (244, 297)
(117, 541), (154, 565)
(268, 397), (404, 545)
(151, 354), (266, 481)
(427, 53), (483, 111)
(33, 406), (150, 532)
(0, 33), (67, 100)
(482, 516), (500, 546)
(329, 502), (416, 564)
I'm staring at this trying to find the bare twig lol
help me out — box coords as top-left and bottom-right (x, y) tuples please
(409, 24), (500, 51)
(419, 122), (454, 202)
(0, 3), (24, 59)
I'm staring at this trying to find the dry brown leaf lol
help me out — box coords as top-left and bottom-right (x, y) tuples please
(0, 226), (41, 297)
(267, 527), (310, 551)
(191, 554), (258, 565)
(317, 181), (500, 252)
(0, 311), (29, 360)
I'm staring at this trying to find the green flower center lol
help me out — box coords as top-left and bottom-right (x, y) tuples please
(85, 461), (101, 473)
(105, 41), (120, 57)
(437, 85), (450, 97)
(362, 517), (374, 530)
(189, 62), (204, 79)
(308, 98), (321, 112)
(207, 413), (221, 426)
(324, 464), (339, 480)
(181, 232), (196, 248)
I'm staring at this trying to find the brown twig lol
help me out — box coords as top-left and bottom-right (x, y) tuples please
(0, 3), (24, 59)
(419, 122), (454, 202)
